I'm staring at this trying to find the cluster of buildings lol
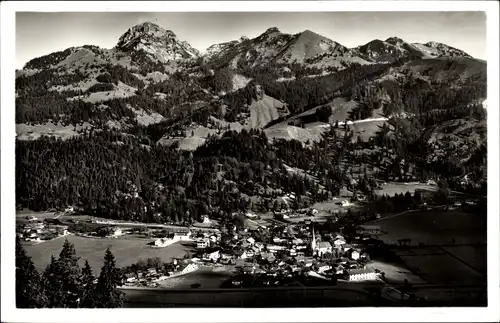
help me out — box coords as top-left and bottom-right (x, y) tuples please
(173, 217), (382, 286)
(153, 230), (192, 247)
(123, 259), (199, 288)
(17, 216), (68, 243)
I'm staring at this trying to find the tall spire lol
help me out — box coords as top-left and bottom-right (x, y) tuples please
(311, 224), (316, 251)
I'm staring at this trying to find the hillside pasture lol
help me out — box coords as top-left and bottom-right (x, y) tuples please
(375, 182), (436, 197)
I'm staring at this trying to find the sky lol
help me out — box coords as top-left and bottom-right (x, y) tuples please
(16, 11), (487, 69)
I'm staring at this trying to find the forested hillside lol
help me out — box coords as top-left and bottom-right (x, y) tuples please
(15, 22), (488, 224)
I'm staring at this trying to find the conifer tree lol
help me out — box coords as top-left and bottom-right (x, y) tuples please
(80, 260), (96, 308)
(57, 239), (83, 307)
(42, 255), (64, 307)
(16, 237), (44, 308)
(95, 248), (123, 308)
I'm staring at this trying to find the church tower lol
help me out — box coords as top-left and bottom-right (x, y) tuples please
(311, 225), (316, 252)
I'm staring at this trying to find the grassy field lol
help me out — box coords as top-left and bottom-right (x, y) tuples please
(375, 182), (436, 197)
(374, 209), (486, 285)
(158, 268), (234, 289)
(24, 234), (190, 272)
(400, 253), (484, 284)
(375, 210), (486, 246)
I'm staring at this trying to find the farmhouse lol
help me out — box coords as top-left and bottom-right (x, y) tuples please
(333, 235), (346, 248)
(356, 225), (381, 236)
(197, 239), (209, 249)
(347, 268), (378, 281)
(202, 249), (220, 262)
(112, 227), (123, 237)
(173, 231), (192, 241)
(154, 237), (175, 247)
(347, 249), (360, 260)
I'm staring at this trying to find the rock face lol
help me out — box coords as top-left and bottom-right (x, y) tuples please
(116, 22), (200, 62)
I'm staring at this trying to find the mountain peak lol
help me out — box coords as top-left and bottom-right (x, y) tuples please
(116, 21), (200, 62)
(385, 36), (405, 45)
(265, 27), (280, 34)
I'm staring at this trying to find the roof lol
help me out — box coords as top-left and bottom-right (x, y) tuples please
(317, 241), (332, 249)
(348, 268), (376, 275)
(358, 225), (381, 230)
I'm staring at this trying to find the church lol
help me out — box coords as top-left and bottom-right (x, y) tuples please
(311, 225), (333, 256)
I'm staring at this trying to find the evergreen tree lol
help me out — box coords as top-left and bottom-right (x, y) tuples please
(57, 239), (83, 307)
(95, 248), (123, 308)
(16, 237), (44, 308)
(80, 260), (96, 308)
(42, 255), (65, 307)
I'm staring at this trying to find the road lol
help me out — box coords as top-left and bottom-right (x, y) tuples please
(91, 220), (219, 233)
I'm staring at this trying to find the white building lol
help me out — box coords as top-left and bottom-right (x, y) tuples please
(203, 250), (220, 262)
(347, 269), (378, 281)
(154, 238), (175, 248)
(316, 241), (332, 256)
(113, 228), (123, 237)
(349, 250), (360, 260)
(174, 231), (192, 241)
(202, 215), (211, 224)
(181, 263), (199, 275)
(318, 265), (332, 274)
(197, 239), (209, 249)
(356, 225), (381, 236)
(333, 236), (346, 248)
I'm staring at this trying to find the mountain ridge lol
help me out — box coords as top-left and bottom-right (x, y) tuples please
(20, 21), (478, 71)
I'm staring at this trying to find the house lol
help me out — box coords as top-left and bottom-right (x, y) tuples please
(197, 239), (209, 249)
(174, 231), (192, 241)
(289, 249), (297, 256)
(180, 263), (198, 275)
(203, 250), (220, 262)
(245, 212), (258, 219)
(347, 268), (378, 281)
(235, 250), (248, 260)
(334, 264), (346, 275)
(316, 241), (332, 256)
(261, 252), (276, 263)
(154, 238), (175, 247)
(266, 245), (285, 253)
(356, 225), (381, 236)
(348, 249), (360, 260)
(341, 200), (352, 207)
(318, 265), (332, 274)
(246, 237), (255, 245)
(292, 238), (304, 245)
(112, 227), (123, 237)
(202, 215), (211, 224)
(272, 237), (284, 244)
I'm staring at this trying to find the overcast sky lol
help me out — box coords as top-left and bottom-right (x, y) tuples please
(16, 11), (486, 69)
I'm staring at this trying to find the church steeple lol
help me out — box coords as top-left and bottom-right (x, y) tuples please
(311, 224), (316, 251)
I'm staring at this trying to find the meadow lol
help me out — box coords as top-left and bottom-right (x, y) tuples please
(24, 234), (189, 272)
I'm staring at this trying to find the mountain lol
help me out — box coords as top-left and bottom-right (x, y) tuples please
(116, 22), (200, 62)
(15, 22), (487, 224)
(204, 27), (371, 70)
(355, 37), (472, 64)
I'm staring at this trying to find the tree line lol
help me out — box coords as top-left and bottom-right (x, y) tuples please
(16, 238), (123, 308)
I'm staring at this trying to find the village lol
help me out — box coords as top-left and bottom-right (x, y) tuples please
(118, 209), (387, 290)
(17, 186), (484, 303)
